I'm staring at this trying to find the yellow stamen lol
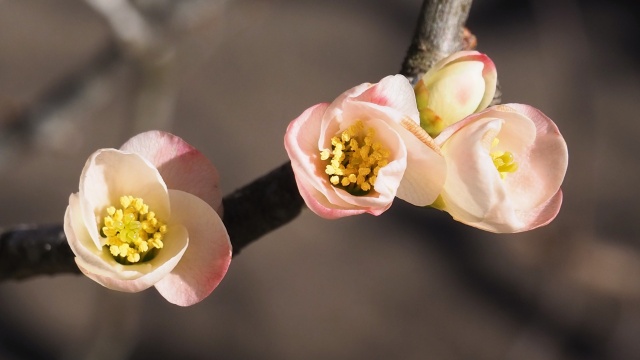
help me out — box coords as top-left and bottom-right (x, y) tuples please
(320, 120), (390, 195)
(101, 195), (167, 265)
(490, 138), (519, 179)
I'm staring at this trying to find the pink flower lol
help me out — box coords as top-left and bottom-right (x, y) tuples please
(434, 104), (568, 233)
(64, 131), (231, 306)
(285, 75), (446, 218)
(415, 51), (497, 137)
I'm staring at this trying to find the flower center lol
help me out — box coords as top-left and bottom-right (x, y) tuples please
(101, 195), (167, 265)
(320, 120), (390, 196)
(490, 138), (518, 179)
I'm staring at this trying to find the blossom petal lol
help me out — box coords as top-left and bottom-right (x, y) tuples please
(294, 173), (368, 219)
(435, 104), (568, 233)
(65, 194), (119, 274)
(343, 101), (446, 206)
(320, 82), (374, 140)
(76, 222), (189, 292)
(418, 51), (497, 133)
(154, 190), (231, 306)
(120, 131), (223, 215)
(353, 74), (420, 124)
(517, 189), (563, 231)
(285, 103), (356, 214)
(79, 149), (170, 249)
(499, 104), (568, 210)
(423, 61), (486, 125)
(439, 117), (519, 228)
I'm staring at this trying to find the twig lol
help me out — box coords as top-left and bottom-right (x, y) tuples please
(400, 0), (473, 81)
(223, 162), (304, 256)
(0, 0), (470, 281)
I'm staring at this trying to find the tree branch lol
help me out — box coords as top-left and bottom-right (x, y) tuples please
(0, 0), (471, 281)
(0, 163), (302, 280)
(400, 0), (473, 80)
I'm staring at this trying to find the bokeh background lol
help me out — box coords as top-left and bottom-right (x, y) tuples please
(1, 0), (639, 359)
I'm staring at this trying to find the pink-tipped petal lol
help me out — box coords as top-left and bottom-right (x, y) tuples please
(477, 54), (497, 110)
(286, 103), (357, 214)
(120, 131), (222, 214)
(518, 190), (563, 231)
(321, 82), (374, 133)
(354, 75), (420, 123)
(294, 172), (368, 219)
(435, 104), (567, 233)
(418, 51), (497, 133)
(154, 190), (231, 306)
(423, 61), (486, 125)
(505, 104), (569, 199)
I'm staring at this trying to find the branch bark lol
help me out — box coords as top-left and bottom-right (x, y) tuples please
(400, 0), (473, 80)
(0, 0), (472, 281)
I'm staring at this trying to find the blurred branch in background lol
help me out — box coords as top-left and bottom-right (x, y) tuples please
(0, 0), (227, 167)
(84, 0), (227, 133)
(0, 41), (122, 167)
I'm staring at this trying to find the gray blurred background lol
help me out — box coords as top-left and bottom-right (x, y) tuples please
(1, 0), (639, 359)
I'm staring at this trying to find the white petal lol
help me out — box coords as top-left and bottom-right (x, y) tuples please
(65, 193), (120, 275)
(79, 149), (170, 249)
(440, 117), (522, 229)
(77, 223), (189, 292)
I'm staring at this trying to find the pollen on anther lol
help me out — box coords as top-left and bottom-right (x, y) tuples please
(101, 195), (167, 265)
(319, 120), (390, 195)
(490, 138), (519, 179)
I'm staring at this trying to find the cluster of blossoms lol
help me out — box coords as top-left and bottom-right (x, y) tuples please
(64, 50), (568, 306)
(285, 50), (568, 233)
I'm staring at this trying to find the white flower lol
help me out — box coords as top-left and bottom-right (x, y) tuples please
(64, 131), (231, 306)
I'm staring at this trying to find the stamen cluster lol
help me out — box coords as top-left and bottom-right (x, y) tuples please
(320, 120), (390, 195)
(101, 195), (167, 264)
(490, 138), (518, 179)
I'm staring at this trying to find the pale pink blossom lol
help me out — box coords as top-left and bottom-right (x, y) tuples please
(434, 104), (568, 233)
(64, 131), (231, 306)
(415, 51), (497, 137)
(285, 75), (446, 219)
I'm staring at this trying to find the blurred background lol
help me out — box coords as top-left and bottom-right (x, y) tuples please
(1, 0), (639, 359)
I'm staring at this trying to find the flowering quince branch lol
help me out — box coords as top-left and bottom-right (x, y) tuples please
(0, 0), (568, 305)
(1, 0), (476, 284)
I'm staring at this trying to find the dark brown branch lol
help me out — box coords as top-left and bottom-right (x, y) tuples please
(223, 162), (303, 256)
(0, 224), (78, 280)
(0, 0), (472, 281)
(0, 163), (303, 280)
(400, 0), (473, 80)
